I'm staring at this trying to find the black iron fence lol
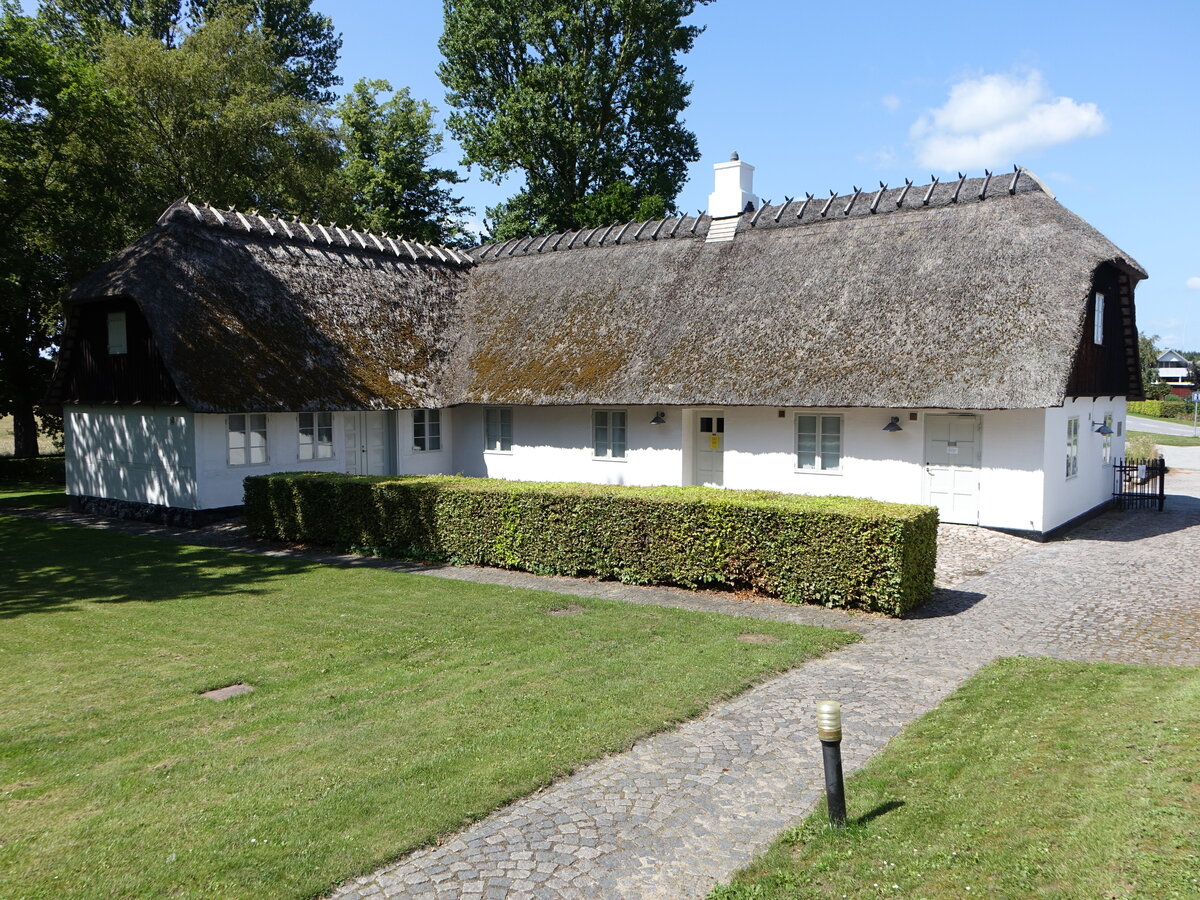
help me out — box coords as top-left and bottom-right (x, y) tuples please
(1112, 457), (1166, 510)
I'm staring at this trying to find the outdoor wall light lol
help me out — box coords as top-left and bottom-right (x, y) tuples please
(650, 411), (666, 425)
(1091, 420), (1114, 435)
(882, 416), (903, 432)
(815, 700), (847, 827)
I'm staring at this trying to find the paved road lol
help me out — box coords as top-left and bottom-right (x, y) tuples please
(1128, 414), (1199, 437)
(331, 472), (1200, 900)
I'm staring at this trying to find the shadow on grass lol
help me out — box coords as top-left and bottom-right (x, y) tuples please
(854, 799), (905, 826)
(0, 514), (316, 620)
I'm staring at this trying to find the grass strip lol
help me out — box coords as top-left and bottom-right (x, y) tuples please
(0, 508), (854, 899)
(1128, 429), (1200, 447)
(710, 657), (1200, 899)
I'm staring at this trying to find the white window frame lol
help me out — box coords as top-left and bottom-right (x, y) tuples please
(795, 413), (843, 473)
(592, 408), (627, 460)
(107, 311), (128, 355)
(413, 408), (442, 452)
(298, 412), (333, 461)
(1066, 416), (1079, 479)
(228, 413), (268, 467)
(1102, 413), (1113, 464)
(1093, 293), (1105, 345)
(484, 407), (512, 453)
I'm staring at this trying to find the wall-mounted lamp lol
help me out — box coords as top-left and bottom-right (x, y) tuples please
(882, 416), (903, 432)
(650, 411), (666, 425)
(1091, 420), (1114, 435)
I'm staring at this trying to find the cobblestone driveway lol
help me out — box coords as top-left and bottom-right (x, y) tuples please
(330, 474), (1200, 900)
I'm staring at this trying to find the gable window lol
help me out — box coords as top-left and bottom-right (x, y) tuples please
(1093, 293), (1105, 345)
(107, 311), (128, 355)
(796, 414), (842, 472)
(485, 407), (512, 452)
(593, 409), (627, 459)
(413, 409), (441, 451)
(1102, 413), (1113, 464)
(228, 414), (267, 466)
(298, 412), (333, 460)
(1066, 417), (1079, 478)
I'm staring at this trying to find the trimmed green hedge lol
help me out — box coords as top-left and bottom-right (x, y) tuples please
(1128, 400), (1164, 418)
(245, 474), (938, 616)
(0, 455), (65, 484)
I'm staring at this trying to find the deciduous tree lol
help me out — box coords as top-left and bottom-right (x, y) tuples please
(438, 0), (711, 240)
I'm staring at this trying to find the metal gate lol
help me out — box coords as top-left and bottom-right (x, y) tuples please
(1112, 457), (1166, 510)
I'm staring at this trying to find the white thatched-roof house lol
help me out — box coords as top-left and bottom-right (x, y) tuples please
(49, 158), (1146, 537)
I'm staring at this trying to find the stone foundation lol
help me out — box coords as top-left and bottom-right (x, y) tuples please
(67, 495), (241, 528)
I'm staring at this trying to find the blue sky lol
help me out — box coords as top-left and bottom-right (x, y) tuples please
(329, 2), (1195, 348)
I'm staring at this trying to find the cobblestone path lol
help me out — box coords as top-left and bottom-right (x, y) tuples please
(13, 477), (1199, 899)
(331, 474), (1200, 900)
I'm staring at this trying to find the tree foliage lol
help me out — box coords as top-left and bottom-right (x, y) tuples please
(439, 0), (710, 240)
(337, 79), (470, 244)
(40, 0), (341, 101)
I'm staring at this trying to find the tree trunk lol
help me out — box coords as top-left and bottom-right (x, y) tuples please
(11, 403), (40, 458)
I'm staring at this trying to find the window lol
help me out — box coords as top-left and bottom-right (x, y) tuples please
(1093, 293), (1105, 345)
(1066, 417), (1079, 478)
(413, 409), (441, 451)
(107, 311), (127, 355)
(228, 414), (267, 466)
(796, 414), (842, 471)
(298, 412), (333, 460)
(1102, 413), (1113, 464)
(593, 409), (627, 459)
(485, 407), (512, 452)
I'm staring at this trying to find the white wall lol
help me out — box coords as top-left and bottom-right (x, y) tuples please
(451, 405), (683, 486)
(195, 412), (350, 508)
(65, 406), (197, 508)
(397, 408), (457, 476)
(1041, 397), (1126, 532)
(448, 404), (1053, 531)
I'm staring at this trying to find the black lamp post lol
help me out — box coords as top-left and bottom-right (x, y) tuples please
(816, 699), (847, 827)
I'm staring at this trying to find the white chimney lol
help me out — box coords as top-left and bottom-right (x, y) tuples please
(707, 151), (760, 218)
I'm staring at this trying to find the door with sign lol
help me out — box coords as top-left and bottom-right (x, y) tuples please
(693, 414), (725, 487)
(923, 414), (981, 524)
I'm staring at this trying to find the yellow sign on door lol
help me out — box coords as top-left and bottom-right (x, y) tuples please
(709, 434), (720, 449)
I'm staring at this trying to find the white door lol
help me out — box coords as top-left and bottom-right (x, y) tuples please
(344, 411), (388, 475)
(924, 414), (981, 524)
(693, 413), (725, 487)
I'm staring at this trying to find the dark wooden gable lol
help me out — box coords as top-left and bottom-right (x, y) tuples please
(1065, 263), (1143, 400)
(51, 297), (183, 406)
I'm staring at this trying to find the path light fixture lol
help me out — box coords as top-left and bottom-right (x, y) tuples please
(650, 411), (666, 425)
(1091, 420), (1114, 435)
(816, 700), (847, 827)
(883, 416), (903, 432)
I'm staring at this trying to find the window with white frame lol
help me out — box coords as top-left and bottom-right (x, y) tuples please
(1066, 417), (1079, 478)
(107, 311), (127, 355)
(1102, 413), (1113, 464)
(796, 414), (842, 471)
(413, 409), (441, 451)
(592, 409), (627, 459)
(484, 407), (512, 452)
(1093, 293), (1105, 345)
(298, 412), (333, 460)
(228, 413), (267, 466)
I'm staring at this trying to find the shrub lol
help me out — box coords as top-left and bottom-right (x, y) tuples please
(0, 455), (65, 484)
(1160, 400), (1189, 419)
(1122, 432), (1162, 461)
(1127, 400), (1164, 418)
(245, 474), (938, 616)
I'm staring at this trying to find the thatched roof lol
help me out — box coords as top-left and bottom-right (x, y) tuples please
(53, 203), (470, 412)
(52, 171), (1146, 412)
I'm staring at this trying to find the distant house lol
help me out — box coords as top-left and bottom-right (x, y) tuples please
(49, 160), (1146, 538)
(1155, 350), (1194, 396)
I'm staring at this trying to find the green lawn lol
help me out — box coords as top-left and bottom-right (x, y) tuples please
(0, 482), (66, 509)
(0, 504), (855, 899)
(1129, 429), (1200, 447)
(710, 658), (1200, 900)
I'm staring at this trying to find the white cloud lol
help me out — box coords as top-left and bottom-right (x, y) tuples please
(881, 93), (901, 112)
(910, 70), (1106, 171)
(1187, 276), (1200, 290)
